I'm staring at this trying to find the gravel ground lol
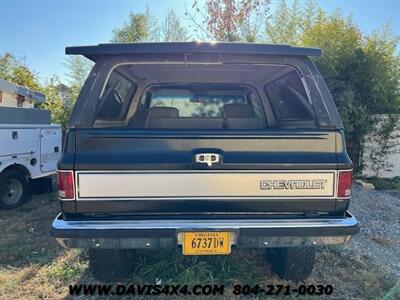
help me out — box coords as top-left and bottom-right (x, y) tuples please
(349, 184), (400, 277)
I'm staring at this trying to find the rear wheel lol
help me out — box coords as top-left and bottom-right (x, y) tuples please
(89, 249), (134, 281)
(265, 247), (316, 281)
(0, 169), (30, 209)
(31, 177), (53, 194)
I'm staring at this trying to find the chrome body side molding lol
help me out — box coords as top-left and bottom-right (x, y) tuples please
(75, 170), (339, 200)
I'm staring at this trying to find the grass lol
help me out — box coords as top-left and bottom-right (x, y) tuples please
(0, 192), (398, 299)
(132, 249), (266, 285)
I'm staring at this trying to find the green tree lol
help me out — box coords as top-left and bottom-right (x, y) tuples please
(111, 6), (159, 43)
(261, 0), (400, 172)
(162, 9), (190, 41)
(112, 7), (190, 43)
(300, 11), (400, 171)
(145, 6), (161, 42)
(41, 76), (72, 133)
(266, 0), (311, 45)
(112, 13), (149, 43)
(0, 53), (41, 91)
(301, 0), (317, 32)
(363, 114), (400, 176)
(63, 56), (93, 105)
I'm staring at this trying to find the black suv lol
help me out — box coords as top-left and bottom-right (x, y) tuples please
(52, 42), (359, 281)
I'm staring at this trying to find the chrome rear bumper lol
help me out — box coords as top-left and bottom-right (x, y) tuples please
(52, 212), (359, 249)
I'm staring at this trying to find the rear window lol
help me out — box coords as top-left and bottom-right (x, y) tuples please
(150, 90), (249, 117)
(128, 85), (266, 129)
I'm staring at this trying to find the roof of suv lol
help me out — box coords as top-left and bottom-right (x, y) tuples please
(66, 42), (322, 61)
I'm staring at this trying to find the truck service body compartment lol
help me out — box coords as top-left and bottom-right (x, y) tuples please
(0, 124), (61, 179)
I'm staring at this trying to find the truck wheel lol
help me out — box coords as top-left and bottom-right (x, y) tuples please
(265, 247), (316, 282)
(0, 169), (30, 210)
(89, 249), (134, 281)
(31, 177), (53, 194)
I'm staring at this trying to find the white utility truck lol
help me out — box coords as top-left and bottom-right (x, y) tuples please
(0, 79), (62, 209)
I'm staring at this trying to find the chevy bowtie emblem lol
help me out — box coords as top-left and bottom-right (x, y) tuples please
(195, 153), (221, 167)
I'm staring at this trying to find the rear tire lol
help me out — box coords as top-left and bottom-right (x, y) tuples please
(89, 249), (134, 281)
(265, 247), (316, 281)
(31, 177), (53, 194)
(0, 169), (30, 210)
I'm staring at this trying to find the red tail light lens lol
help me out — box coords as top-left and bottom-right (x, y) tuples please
(57, 170), (75, 200)
(338, 170), (352, 198)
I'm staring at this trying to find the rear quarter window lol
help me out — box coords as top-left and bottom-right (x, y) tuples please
(96, 71), (137, 121)
(264, 70), (313, 122)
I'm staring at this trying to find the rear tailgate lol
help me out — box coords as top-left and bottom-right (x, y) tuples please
(67, 128), (350, 215)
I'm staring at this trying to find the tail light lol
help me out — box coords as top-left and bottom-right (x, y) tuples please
(338, 170), (352, 198)
(57, 170), (75, 200)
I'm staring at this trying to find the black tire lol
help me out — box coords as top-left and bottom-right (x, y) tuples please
(89, 249), (134, 281)
(265, 247), (316, 282)
(31, 177), (53, 194)
(0, 169), (30, 210)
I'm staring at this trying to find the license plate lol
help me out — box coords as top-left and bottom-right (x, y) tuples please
(182, 232), (231, 255)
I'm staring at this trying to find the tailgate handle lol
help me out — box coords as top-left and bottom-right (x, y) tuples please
(195, 153), (221, 167)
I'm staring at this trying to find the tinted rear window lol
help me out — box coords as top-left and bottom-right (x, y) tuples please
(264, 70), (313, 121)
(127, 85), (266, 129)
(150, 90), (248, 117)
(96, 71), (137, 121)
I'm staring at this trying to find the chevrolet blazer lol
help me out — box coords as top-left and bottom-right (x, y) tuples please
(52, 42), (359, 281)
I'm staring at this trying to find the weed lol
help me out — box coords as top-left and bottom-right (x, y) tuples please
(382, 279), (400, 300)
(365, 176), (400, 191)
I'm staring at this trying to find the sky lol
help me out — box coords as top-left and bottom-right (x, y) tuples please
(0, 0), (399, 83)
